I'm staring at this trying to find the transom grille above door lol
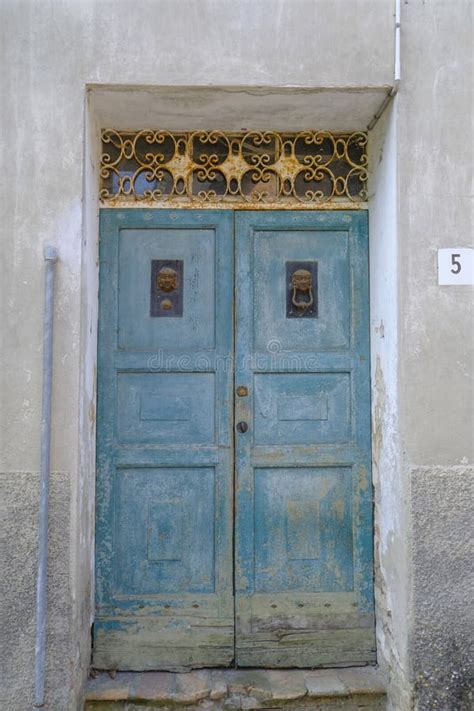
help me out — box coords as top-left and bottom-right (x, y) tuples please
(100, 130), (368, 209)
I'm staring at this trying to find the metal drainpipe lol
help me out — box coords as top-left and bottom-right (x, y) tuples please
(368, 0), (401, 130)
(34, 245), (58, 709)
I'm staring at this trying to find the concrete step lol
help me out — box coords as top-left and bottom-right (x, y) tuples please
(84, 666), (387, 710)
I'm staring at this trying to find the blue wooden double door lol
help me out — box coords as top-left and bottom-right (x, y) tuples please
(94, 209), (374, 670)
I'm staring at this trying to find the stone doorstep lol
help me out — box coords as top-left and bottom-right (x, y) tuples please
(85, 667), (387, 708)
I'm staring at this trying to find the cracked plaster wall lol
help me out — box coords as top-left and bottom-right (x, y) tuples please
(398, 3), (473, 709)
(0, 2), (395, 707)
(368, 104), (411, 711)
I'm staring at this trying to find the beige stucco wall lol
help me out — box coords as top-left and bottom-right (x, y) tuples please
(0, 1), (472, 710)
(399, 3), (473, 708)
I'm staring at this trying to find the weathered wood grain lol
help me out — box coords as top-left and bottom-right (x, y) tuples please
(234, 211), (374, 667)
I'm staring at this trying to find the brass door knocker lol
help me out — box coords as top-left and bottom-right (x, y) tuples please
(150, 260), (184, 318)
(291, 269), (314, 311)
(156, 267), (178, 311)
(156, 267), (178, 293)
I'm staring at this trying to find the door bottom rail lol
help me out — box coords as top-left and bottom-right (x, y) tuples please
(85, 666), (386, 710)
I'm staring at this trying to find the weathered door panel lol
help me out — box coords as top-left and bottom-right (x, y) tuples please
(234, 211), (374, 667)
(94, 210), (234, 670)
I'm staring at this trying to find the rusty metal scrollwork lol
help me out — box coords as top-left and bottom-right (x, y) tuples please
(100, 129), (367, 207)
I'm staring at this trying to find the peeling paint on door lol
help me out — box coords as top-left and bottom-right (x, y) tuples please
(94, 209), (374, 670)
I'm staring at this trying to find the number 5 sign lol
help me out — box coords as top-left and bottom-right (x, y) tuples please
(438, 248), (474, 285)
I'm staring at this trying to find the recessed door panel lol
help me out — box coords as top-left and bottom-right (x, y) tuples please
(116, 372), (215, 445)
(253, 467), (354, 594)
(113, 467), (215, 595)
(253, 228), (350, 352)
(118, 228), (216, 350)
(253, 373), (351, 445)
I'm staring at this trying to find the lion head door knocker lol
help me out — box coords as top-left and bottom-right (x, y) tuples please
(291, 269), (313, 311)
(157, 267), (178, 311)
(157, 266), (178, 293)
(150, 260), (184, 317)
(286, 262), (318, 318)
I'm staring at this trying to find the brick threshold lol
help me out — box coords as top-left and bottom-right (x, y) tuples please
(84, 666), (387, 709)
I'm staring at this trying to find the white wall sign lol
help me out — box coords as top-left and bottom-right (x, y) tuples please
(438, 248), (474, 285)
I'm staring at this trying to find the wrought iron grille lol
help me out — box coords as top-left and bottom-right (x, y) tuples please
(100, 129), (368, 207)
